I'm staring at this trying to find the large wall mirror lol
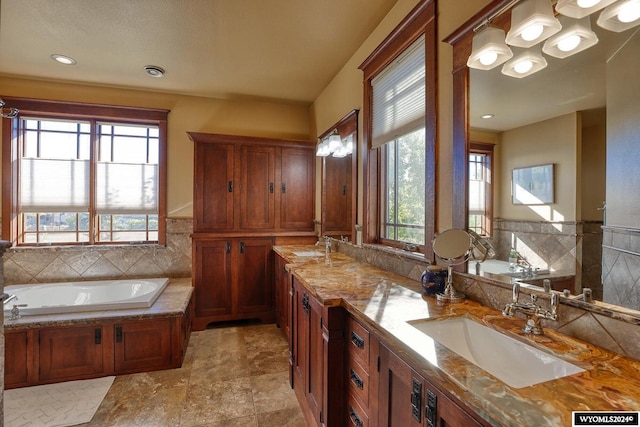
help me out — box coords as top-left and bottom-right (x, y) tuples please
(446, 0), (640, 318)
(319, 110), (358, 241)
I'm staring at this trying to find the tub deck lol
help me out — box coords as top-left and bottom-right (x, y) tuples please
(4, 278), (192, 330)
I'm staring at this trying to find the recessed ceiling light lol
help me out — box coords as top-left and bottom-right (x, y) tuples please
(144, 65), (165, 78)
(51, 54), (77, 65)
(481, 114), (495, 119)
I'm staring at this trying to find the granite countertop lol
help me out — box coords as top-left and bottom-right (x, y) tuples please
(274, 245), (640, 427)
(3, 278), (193, 330)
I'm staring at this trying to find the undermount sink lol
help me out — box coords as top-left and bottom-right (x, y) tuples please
(408, 317), (584, 388)
(292, 250), (325, 257)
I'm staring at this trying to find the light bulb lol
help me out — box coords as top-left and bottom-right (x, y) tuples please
(557, 34), (581, 52)
(521, 23), (544, 41)
(577, 0), (600, 7)
(618, 1), (640, 23)
(479, 51), (498, 66)
(514, 60), (533, 74)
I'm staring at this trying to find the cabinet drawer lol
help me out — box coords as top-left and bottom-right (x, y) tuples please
(347, 356), (370, 407)
(347, 393), (369, 427)
(347, 317), (370, 366)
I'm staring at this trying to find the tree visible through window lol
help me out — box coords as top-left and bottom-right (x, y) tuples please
(2, 98), (168, 246)
(383, 128), (426, 245)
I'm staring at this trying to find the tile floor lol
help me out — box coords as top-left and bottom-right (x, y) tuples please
(82, 321), (306, 426)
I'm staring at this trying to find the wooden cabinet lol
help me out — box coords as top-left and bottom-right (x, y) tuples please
(189, 132), (315, 330)
(4, 330), (31, 387)
(193, 142), (235, 232)
(4, 308), (191, 389)
(291, 277), (345, 427)
(274, 253), (291, 339)
(280, 147), (315, 230)
(192, 237), (273, 330)
(39, 325), (106, 382)
(189, 132), (315, 233)
(378, 343), (485, 427)
(346, 316), (379, 427)
(114, 319), (172, 374)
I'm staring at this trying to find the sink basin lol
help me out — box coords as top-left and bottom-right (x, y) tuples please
(292, 250), (325, 257)
(409, 317), (584, 388)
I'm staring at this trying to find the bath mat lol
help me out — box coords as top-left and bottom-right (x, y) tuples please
(4, 376), (115, 427)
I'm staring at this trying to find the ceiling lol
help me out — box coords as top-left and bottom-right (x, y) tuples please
(0, 0), (398, 104)
(470, 15), (638, 132)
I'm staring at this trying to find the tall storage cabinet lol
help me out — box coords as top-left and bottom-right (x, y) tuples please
(189, 132), (316, 330)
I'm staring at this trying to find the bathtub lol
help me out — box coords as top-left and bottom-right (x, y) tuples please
(3, 277), (169, 316)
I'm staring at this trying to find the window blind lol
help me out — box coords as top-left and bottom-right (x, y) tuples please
(20, 158), (90, 212)
(96, 162), (158, 214)
(371, 34), (426, 149)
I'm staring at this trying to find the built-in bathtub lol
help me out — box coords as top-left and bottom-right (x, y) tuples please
(3, 277), (169, 316)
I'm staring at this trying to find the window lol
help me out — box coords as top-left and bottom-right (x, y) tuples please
(2, 98), (168, 246)
(359, 0), (436, 255)
(468, 142), (494, 237)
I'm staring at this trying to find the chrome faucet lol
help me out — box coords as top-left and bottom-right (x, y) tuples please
(2, 293), (17, 305)
(502, 282), (558, 335)
(9, 304), (28, 320)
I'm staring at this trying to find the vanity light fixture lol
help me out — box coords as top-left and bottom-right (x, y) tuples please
(556, 0), (618, 18)
(501, 47), (548, 78)
(0, 98), (19, 118)
(316, 138), (331, 157)
(51, 54), (77, 65)
(597, 0), (640, 32)
(467, 26), (514, 70)
(316, 130), (354, 157)
(543, 16), (599, 58)
(333, 134), (354, 158)
(506, 0), (562, 47)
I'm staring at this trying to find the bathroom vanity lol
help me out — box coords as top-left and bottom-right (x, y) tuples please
(274, 246), (640, 427)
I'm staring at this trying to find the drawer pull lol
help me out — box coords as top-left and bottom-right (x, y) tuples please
(349, 405), (363, 427)
(350, 331), (365, 349)
(350, 368), (364, 389)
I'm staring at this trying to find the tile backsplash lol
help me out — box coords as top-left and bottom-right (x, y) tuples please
(3, 218), (192, 285)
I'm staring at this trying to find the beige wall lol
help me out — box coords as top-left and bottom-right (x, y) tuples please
(497, 113), (579, 222)
(0, 76), (312, 218)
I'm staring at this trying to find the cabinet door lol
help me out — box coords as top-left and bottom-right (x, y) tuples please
(292, 281), (309, 397)
(240, 145), (276, 229)
(114, 319), (172, 373)
(193, 238), (233, 318)
(280, 147), (315, 230)
(323, 154), (352, 235)
(275, 254), (290, 339)
(194, 142), (235, 231)
(378, 343), (424, 427)
(306, 291), (324, 424)
(237, 238), (273, 314)
(39, 325), (104, 382)
(5, 330), (30, 388)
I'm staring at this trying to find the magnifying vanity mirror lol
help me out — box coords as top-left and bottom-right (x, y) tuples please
(446, 0), (640, 319)
(432, 229), (474, 303)
(319, 110), (358, 241)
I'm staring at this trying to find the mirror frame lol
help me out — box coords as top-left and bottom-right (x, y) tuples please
(443, 0), (640, 322)
(319, 109), (358, 240)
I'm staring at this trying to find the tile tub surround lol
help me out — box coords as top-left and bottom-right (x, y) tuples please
(603, 226), (640, 311)
(490, 219), (604, 298)
(274, 245), (640, 426)
(3, 218), (193, 285)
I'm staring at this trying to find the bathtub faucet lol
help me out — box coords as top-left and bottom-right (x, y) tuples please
(502, 282), (558, 335)
(9, 304), (28, 320)
(1, 293), (17, 305)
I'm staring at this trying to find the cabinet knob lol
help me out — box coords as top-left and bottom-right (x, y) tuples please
(270, 182), (274, 193)
(228, 181), (233, 192)
(281, 183), (286, 193)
